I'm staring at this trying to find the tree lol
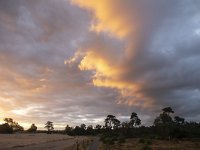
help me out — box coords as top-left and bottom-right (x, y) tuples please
(4, 118), (14, 126)
(113, 118), (121, 129)
(27, 124), (37, 133)
(45, 121), (54, 134)
(4, 118), (24, 132)
(87, 125), (93, 130)
(154, 113), (173, 126)
(0, 123), (13, 134)
(95, 124), (102, 134)
(129, 112), (141, 127)
(65, 125), (72, 135)
(154, 107), (175, 138)
(95, 124), (102, 130)
(80, 124), (86, 130)
(74, 126), (83, 135)
(162, 107), (174, 115)
(87, 125), (94, 135)
(174, 116), (185, 125)
(12, 122), (24, 132)
(154, 107), (174, 126)
(121, 121), (130, 128)
(105, 115), (116, 129)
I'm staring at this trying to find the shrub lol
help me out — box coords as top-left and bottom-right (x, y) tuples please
(139, 138), (145, 143)
(107, 138), (115, 145)
(146, 140), (153, 145)
(141, 145), (152, 150)
(118, 137), (126, 144)
(0, 123), (13, 134)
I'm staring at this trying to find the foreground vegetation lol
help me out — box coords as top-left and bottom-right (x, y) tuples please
(98, 138), (200, 150)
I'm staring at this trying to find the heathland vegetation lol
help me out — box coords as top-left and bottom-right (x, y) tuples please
(1, 107), (200, 149)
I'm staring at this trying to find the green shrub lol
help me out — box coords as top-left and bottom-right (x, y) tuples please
(139, 138), (145, 143)
(146, 140), (153, 145)
(118, 137), (126, 143)
(108, 138), (115, 145)
(141, 145), (152, 150)
(112, 136), (118, 141)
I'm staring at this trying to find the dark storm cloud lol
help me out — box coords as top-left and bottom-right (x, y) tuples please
(71, 0), (200, 123)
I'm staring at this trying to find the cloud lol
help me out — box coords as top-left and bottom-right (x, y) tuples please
(0, 0), (139, 129)
(0, 0), (200, 129)
(0, 0), (101, 128)
(70, 0), (200, 120)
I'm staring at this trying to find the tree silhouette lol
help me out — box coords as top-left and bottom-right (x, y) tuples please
(130, 112), (141, 127)
(4, 118), (14, 126)
(80, 124), (86, 130)
(45, 121), (54, 134)
(27, 124), (37, 133)
(154, 107), (175, 138)
(74, 126), (84, 135)
(162, 107), (174, 115)
(154, 107), (174, 126)
(65, 125), (72, 135)
(0, 123), (13, 133)
(87, 125), (93, 130)
(154, 113), (173, 126)
(95, 124), (102, 130)
(113, 118), (121, 129)
(174, 116), (185, 125)
(87, 125), (94, 135)
(121, 121), (130, 129)
(105, 115), (116, 129)
(4, 118), (24, 132)
(48, 107), (200, 139)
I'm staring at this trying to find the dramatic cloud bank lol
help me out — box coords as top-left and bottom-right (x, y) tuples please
(70, 0), (200, 118)
(0, 0), (200, 128)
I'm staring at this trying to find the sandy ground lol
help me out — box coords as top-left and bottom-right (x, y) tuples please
(0, 134), (91, 150)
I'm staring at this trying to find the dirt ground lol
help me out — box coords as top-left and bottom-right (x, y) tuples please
(0, 134), (92, 150)
(1, 134), (200, 150)
(98, 138), (200, 150)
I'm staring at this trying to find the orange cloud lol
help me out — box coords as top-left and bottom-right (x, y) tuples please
(71, 0), (137, 39)
(79, 50), (129, 89)
(70, 0), (152, 107)
(67, 48), (151, 107)
(79, 51), (120, 77)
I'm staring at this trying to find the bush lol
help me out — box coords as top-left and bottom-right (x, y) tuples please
(100, 135), (107, 143)
(141, 145), (152, 150)
(170, 128), (186, 139)
(100, 134), (116, 146)
(118, 136), (126, 144)
(139, 138), (145, 143)
(0, 123), (13, 134)
(146, 140), (153, 145)
(108, 138), (115, 145)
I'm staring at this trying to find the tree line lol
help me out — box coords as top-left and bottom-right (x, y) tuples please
(1, 107), (200, 140)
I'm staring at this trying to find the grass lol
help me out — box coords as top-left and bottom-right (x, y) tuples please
(74, 137), (93, 150)
(99, 138), (200, 150)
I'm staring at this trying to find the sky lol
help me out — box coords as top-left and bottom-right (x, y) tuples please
(0, 0), (200, 129)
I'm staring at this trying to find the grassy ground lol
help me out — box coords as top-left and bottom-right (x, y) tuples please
(98, 138), (200, 150)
